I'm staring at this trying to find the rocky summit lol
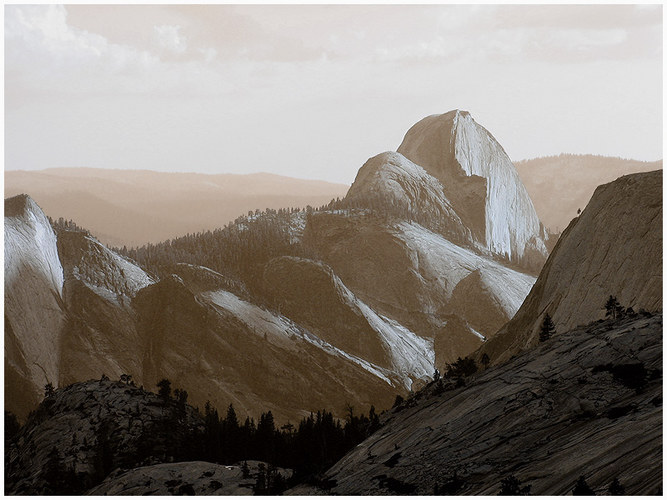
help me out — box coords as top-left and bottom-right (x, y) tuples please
(396, 110), (549, 270)
(5, 379), (203, 495)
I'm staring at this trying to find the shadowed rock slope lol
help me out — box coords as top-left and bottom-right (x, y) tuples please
(5, 379), (204, 495)
(290, 314), (662, 495)
(479, 170), (662, 366)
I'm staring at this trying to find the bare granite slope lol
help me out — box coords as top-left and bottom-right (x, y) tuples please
(5, 195), (66, 417)
(289, 314), (662, 495)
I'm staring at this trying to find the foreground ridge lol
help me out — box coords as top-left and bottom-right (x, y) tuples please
(289, 313), (662, 495)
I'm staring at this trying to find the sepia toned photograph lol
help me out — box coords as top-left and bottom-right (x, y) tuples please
(4, 3), (662, 495)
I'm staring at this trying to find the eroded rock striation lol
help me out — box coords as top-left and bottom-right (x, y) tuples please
(290, 314), (662, 495)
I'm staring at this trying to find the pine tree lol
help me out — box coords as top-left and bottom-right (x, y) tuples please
(605, 296), (621, 319)
(539, 313), (556, 342)
(44, 382), (55, 399)
(481, 353), (490, 369)
(607, 478), (625, 495)
(157, 379), (171, 401)
(572, 475), (595, 495)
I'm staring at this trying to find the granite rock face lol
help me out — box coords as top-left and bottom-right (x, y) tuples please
(479, 170), (662, 366)
(304, 213), (535, 367)
(5, 195), (66, 418)
(345, 151), (472, 246)
(396, 110), (549, 270)
(290, 314), (662, 495)
(263, 256), (434, 387)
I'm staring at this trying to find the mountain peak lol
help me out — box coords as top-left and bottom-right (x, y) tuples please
(5, 193), (41, 219)
(395, 110), (547, 270)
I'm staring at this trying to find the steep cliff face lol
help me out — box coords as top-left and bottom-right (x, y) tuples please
(56, 230), (155, 388)
(5, 195), (66, 417)
(396, 110), (548, 270)
(479, 170), (662, 366)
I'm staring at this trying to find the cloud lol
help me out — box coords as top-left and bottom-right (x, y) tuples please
(5, 5), (228, 103)
(154, 24), (187, 55)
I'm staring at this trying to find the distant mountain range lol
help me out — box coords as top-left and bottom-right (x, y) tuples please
(515, 154), (662, 233)
(4, 169), (349, 248)
(5, 154), (660, 249)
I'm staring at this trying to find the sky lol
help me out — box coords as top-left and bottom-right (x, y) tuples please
(4, 4), (663, 184)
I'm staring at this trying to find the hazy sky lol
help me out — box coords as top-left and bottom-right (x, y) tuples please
(5, 4), (663, 184)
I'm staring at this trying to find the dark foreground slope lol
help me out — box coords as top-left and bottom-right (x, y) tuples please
(290, 313), (662, 495)
(5, 379), (204, 495)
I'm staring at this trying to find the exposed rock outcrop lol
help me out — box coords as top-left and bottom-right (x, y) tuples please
(290, 314), (662, 495)
(88, 460), (292, 496)
(345, 151), (472, 246)
(5, 195), (66, 418)
(5, 379), (204, 495)
(479, 170), (662, 366)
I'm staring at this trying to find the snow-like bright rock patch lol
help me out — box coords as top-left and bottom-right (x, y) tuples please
(201, 290), (394, 385)
(395, 221), (536, 318)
